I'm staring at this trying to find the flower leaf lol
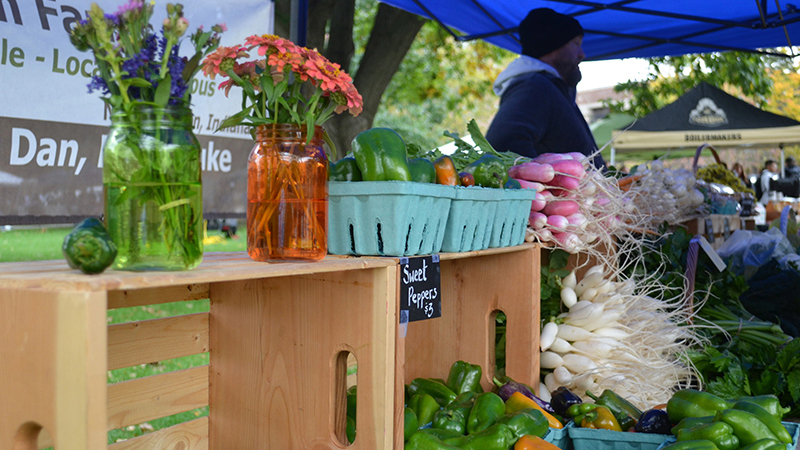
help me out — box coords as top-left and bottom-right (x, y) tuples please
(154, 74), (172, 107)
(217, 107), (252, 131)
(126, 77), (153, 88)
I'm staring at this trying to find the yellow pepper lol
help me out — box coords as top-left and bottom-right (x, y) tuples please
(505, 392), (563, 429)
(581, 406), (622, 431)
(514, 434), (561, 450)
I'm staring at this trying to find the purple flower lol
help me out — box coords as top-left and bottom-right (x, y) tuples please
(87, 76), (109, 95)
(116, 0), (143, 16)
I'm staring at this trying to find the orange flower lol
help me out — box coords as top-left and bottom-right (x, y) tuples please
(302, 48), (351, 93)
(245, 34), (297, 56)
(267, 50), (305, 76)
(202, 45), (248, 78)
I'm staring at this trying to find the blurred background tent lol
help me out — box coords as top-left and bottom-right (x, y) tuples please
(609, 82), (800, 170)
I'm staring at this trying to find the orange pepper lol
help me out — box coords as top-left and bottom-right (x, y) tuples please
(434, 155), (460, 186)
(514, 434), (561, 450)
(505, 392), (563, 429)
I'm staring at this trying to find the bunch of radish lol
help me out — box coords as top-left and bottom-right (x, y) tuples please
(515, 152), (622, 253)
(537, 265), (701, 409)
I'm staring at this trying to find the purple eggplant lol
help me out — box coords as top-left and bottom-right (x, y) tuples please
(492, 376), (556, 414)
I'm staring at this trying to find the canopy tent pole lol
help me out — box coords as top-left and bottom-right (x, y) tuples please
(781, 144), (786, 178)
(290, 0), (308, 47)
(610, 147), (616, 167)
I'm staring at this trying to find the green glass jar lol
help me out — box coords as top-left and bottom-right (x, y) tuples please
(103, 104), (203, 271)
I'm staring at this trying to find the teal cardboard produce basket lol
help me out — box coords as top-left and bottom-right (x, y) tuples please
(490, 188), (537, 248)
(569, 426), (669, 450)
(441, 186), (502, 253)
(327, 181), (456, 256)
(545, 421), (575, 450)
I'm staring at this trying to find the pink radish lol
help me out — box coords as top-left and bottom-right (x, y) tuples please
(550, 160), (586, 180)
(566, 213), (587, 229)
(529, 211), (547, 229)
(508, 162), (554, 183)
(514, 178), (545, 192)
(549, 175), (580, 196)
(533, 153), (572, 164)
(566, 152), (587, 161)
(546, 214), (569, 230)
(537, 228), (553, 241)
(553, 231), (581, 251)
(530, 192), (547, 212)
(543, 199), (580, 217)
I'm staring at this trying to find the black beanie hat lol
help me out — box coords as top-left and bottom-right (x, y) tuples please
(519, 8), (584, 58)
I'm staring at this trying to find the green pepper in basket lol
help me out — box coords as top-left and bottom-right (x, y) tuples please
(433, 408), (467, 434)
(677, 421), (739, 450)
(660, 440), (721, 450)
(737, 438), (787, 450)
(329, 157), (362, 181)
(408, 157), (437, 183)
(407, 378), (458, 408)
(404, 407), (419, 441)
(466, 392), (506, 434)
(445, 360), (483, 395)
(667, 389), (731, 424)
(731, 401), (793, 444)
(713, 409), (780, 446)
(728, 395), (791, 420)
(405, 430), (462, 450)
(672, 417), (714, 436)
(408, 393), (441, 428)
(495, 408), (549, 441)
(62, 217), (117, 274)
(462, 154), (508, 188)
(351, 127), (412, 181)
(444, 423), (515, 450)
(585, 389), (640, 430)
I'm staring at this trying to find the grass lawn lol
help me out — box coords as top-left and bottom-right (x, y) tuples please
(0, 225), (245, 444)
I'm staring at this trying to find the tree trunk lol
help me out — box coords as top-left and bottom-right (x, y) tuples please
(325, 4), (426, 158)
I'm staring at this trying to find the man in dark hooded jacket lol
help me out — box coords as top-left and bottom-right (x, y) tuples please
(486, 8), (605, 169)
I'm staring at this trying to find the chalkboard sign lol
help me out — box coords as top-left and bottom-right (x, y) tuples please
(400, 255), (441, 322)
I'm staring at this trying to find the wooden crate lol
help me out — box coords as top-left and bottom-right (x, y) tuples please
(0, 254), (398, 450)
(0, 244), (541, 450)
(680, 214), (741, 249)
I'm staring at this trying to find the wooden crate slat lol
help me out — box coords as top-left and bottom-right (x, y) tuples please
(107, 366), (208, 431)
(107, 313), (209, 371)
(108, 417), (208, 450)
(108, 284), (210, 309)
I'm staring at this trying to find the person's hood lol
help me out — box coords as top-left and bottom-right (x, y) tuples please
(493, 55), (561, 97)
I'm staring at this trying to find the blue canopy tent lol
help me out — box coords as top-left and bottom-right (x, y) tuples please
(375, 1), (799, 60)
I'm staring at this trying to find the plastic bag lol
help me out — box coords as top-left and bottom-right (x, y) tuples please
(716, 227), (796, 279)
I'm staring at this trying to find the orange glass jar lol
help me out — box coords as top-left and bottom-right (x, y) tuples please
(246, 123), (328, 262)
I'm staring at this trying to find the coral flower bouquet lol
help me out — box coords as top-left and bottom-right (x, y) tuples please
(201, 36), (363, 261)
(68, 1), (226, 270)
(201, 34), (363, 139)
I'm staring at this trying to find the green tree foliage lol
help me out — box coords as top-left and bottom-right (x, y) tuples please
(606, 51), (796, 118)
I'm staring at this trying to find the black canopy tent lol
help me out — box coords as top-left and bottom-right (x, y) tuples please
(609, 82), (800, 170)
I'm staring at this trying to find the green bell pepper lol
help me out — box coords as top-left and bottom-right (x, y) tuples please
(445, 360), (484, 395)
(405, 407), (419, 441)
(62, 217), (117, 274)
(728, 395), (791, 420)
(408, 157), (437, 183)
(407, 378), (458, 408)
(346, 415), (356, 444)
(330, 157), (363, 181)
(418, 428), (465, 441)
(433, 408), (467, 434)
(660, 440), (721, 450)
(667, 389), (732, 424)
(346, 385), (357, 420)
(466, 392), (506, 434)
(713, 409), (779, 446)
(443, 423), (515, 450)
(738, 438), (786, 450)
(567, 402), (598, 419)
(496, 408), (549, 440)
(677, 421), (739, 450)
(462, 154), (508, 188)
(409, 393), (441, 428)
(672, 416), (715, 436)
(351, 127), (412, 181)
(586, 389), (641, 430)
(405, 430), (462, 450)
(732, 401), (793, 444)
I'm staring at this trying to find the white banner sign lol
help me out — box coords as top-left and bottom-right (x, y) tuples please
(0, 0), (274, 223)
